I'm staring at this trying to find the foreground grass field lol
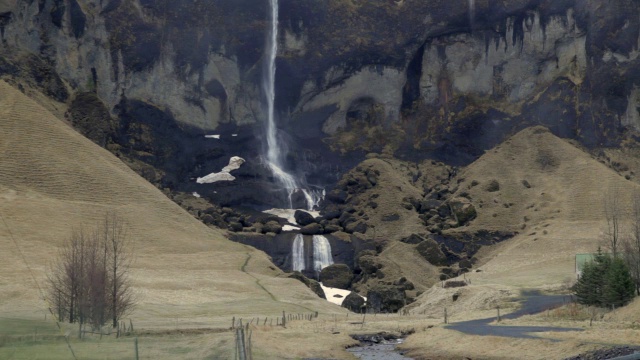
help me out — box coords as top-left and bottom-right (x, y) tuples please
(5, 298), (640, 360)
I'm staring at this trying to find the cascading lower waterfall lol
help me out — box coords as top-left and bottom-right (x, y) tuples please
(292, 234), (306, 272)
(262, 0), (322, 211)
(312, 235), (334, 273)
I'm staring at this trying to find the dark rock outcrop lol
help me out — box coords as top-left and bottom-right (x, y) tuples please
(342, 292), (365, 313)
(288, 272), (326, 299)
(416, 238), (448, 266)
(319, 264), (353, 289)
(294, 210), (316, 226)
(262, 221), (283, 234)
(300, 223), (323, 235)
(367, 284), (406, 313)
(449, 197), (477, 226)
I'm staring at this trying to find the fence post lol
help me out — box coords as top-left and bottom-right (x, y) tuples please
(497, 306), (501, 322)
(134, 337), (139, 360)
(238, 328), (247, 360)
(130, 319), (134, 333)
(247, 328), (253, 360)
(282, 311), (286, 328)
(444, 308), (448, 324)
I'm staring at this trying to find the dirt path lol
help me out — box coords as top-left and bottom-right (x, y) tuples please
(446, 290), (583, 338)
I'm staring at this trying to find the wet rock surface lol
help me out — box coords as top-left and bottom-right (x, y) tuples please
(348, 333), (412, 360)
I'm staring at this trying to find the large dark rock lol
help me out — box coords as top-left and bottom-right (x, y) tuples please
(356, 251), (380, 274)
(262, 221), (282, 234)
(300, 223), (323, 235)
(342, 291), (365, 313)
(323, 224), (341, 233)
(449, 197), (477, 226)
(345, 221), (367, 234)
(319, 264), (353, 289)
(416, 238), (448, 266)
(294, 210), (316, 226)
(367, 284), (406, 313)
(288, 271), (326, 299)
(419, 199), (442, 214)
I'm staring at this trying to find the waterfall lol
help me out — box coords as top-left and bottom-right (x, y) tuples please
(262, 0), (323, 211)
(312, 235), (334, 273)
(292, 234), (306, 272)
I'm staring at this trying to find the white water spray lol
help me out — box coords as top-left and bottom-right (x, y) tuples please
(312, 235), (334, 273)
(292, 234), (306, 272)
(263, 0), (323, 211)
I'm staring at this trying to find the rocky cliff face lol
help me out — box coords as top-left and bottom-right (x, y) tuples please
(2, 0), (640, 204)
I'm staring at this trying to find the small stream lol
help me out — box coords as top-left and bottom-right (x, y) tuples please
(347, 333), (413, 360)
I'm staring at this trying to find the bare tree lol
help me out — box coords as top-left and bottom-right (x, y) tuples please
(603, 188), (623, 258)
(102, 212), (134, 328)
(47, 213), (134, 329)
(624, 191), (640, 295)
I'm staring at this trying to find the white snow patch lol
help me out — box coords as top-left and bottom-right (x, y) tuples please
(205, 135), (221, 139)
(262, 208), (320, 224)
(196, 156), (245, 184)
(232, 134), (238, 137)
(192, 192), (201, 198)
(282, 225), (300, 232)
(320, 283), (366, 306)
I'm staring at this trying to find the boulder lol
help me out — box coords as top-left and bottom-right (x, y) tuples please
(437, 204), (451, 218)
(288, 272), (326, 299)
(342, 292), (366, 312)
(345, 221), (367, 234)
(327, 189), (348, 204)
(262, 220), (282, 234)
(458, 258), (473, 270)
(321, 209), (342, 220)
(419, 199), (441, 214)
(294, 210), (316, 226)
(323, 224), (341, 233)
(356, 253), (380, 275)
(338, 212), (356, 228)
(227, 221), (243, 232)
(300, 223), (323, 235)
(416, 239), (448, 266)
(319, 264), (354, 289)
(367, 284), (406, 313)
(449, 197), (477, 226)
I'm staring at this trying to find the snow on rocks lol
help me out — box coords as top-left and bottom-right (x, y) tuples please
(196, 156), (245, 184)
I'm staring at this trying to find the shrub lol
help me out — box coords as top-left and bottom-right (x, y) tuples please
(485, 180), (500, 192)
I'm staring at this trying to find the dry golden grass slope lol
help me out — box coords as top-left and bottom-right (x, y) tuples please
(398, 127), (640, 359)
(0, 80), (341, 329)
(416, 126), (640, 306)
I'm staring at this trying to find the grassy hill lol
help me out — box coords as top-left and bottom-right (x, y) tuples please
(0, 80), (349, 358)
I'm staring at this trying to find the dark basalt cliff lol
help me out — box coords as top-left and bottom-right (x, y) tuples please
(2, 0), (640, 206)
